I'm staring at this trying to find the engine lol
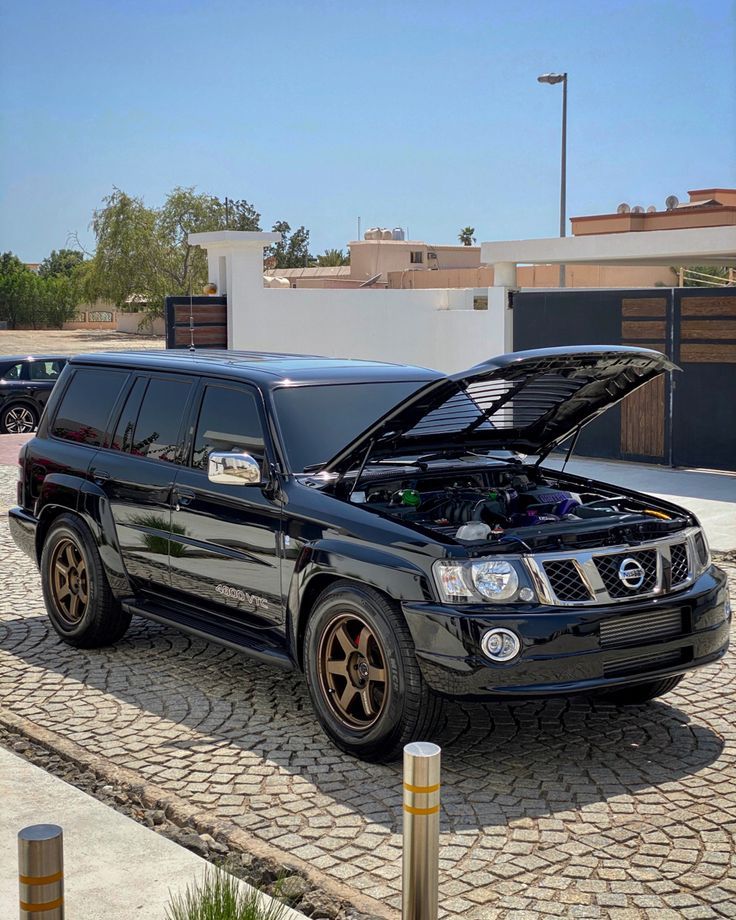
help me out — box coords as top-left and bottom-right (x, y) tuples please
(345, 466), (682, 546)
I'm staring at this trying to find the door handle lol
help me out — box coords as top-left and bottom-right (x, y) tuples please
(93, 469), (110, 483)
(174, 487), (195, 511)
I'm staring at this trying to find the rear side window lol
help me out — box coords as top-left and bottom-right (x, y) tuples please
(29, 359), (64, 381)
(192, 385), (265, 470)
(52, 367), (128, 446)
(2, 363), (25, 380)
(129, 377), (191, 464)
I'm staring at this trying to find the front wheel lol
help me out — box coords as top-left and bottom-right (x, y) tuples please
(593, 675), (684, 706)
(303, 581), (443, 762)
(1, 402), (38, 434)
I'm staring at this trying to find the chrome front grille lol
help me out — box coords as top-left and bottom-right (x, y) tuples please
(670, 542), (689, 586)
(542, 560), (591, 602)
(600, 608), (683, 648)
(527, 529), (701, 607)
(595, 549), (658, 599)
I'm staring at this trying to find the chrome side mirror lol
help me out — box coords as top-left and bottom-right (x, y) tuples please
(207, 450), (263, 486)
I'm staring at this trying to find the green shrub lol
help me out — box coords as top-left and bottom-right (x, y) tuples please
(165, 865), (287, 920)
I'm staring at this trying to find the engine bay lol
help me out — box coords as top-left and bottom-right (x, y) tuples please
(339, 463), (689, 550)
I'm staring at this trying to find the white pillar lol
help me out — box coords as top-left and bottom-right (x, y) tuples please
(493, 261), (517, 288)
(188, 231), (280, 348)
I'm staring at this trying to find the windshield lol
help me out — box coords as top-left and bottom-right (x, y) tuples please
(273, 381), (426, 471)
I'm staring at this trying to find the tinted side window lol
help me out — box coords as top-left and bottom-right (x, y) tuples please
(110, 377), (148, 452)
(29, 360), (65, 381)
(2, 363), (25, 380)
(192, 385), (265, 470)
(130, 377), (191, 464)
(52, 368), (128, 447)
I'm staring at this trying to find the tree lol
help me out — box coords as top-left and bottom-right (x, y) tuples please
(459, 227), (476, 246)
(269, 221), (312, 268)
(38, 248), (85, 278)
(0, 252), (81, 329)
(317, 248), (349, 267)
(88, 187), (264, 315)
(682, 265), (731, 287)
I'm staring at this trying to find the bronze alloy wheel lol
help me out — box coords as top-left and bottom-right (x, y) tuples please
(50, 538), (89, 627)
(317, 613), (388, 729)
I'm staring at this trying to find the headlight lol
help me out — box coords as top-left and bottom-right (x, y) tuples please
(433, 557), (534, 604)
(471, 560), (518, 600)
(691, 528), (712, 576)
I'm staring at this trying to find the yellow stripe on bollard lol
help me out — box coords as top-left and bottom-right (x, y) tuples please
(19, 897), (64, 913)
(403, 782), (440, 794)
(19, 871), (64, 886)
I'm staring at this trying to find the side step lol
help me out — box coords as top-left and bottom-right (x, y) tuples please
(122, 598), (294, 671)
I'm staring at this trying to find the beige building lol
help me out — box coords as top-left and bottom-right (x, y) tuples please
(268, 187), (736, 290)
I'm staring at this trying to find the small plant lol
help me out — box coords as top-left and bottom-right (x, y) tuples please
(165, 864), (287, 920)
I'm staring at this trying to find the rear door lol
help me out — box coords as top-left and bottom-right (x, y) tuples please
(89, 372), (197, 592)
(167, 379), (284, 628)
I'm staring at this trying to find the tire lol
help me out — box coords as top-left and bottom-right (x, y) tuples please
(40, 513), (131, 648)
(1, 402), (39, 434)
(594, 675), (684, 706)
(303, 580), (443, 762)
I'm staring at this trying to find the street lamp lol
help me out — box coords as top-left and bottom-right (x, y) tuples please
(537, 72), (568, 287)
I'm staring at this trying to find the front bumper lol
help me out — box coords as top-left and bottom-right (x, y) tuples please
(402, 565), (731, 698)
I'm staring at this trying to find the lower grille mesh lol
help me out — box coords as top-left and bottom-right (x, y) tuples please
(600, 608), (683, 649)
(603, 649), (685, 678)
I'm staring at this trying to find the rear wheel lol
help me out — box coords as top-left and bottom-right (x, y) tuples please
(40, 514), (131, 648)
(303, 581), (443, 762)
(594, 675), (684, 706)
(1, 402), (38, 434)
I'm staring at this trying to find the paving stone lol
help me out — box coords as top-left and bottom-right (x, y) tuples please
(0, 500), (734, 920)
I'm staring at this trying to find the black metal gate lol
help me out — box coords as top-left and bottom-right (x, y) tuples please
(511, 287), (736, 471)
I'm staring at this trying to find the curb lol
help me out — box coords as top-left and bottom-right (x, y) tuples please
(0, 709), (396, 920)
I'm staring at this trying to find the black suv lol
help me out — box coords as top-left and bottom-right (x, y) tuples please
(9, 347), (730, 761)
(0, 354), (68, 433)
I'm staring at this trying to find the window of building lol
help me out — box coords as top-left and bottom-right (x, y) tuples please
(191, 385), (265, 471)
(129, 377), (192, 463)
(410, 251), (424, 264)
(52, 368), (128, 447)
(28, 359), (65, 381)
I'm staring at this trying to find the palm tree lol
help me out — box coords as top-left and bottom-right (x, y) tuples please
(317, 248), (349, 267)
(458, 227), (476, 246)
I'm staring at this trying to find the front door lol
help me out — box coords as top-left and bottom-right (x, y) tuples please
(167, 380), (283, 628)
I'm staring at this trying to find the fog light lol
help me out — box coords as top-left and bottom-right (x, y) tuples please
(481, 628), (521, 662)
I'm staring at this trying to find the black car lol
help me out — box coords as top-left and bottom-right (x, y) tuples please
(0, 354), (68, 433)
(8, 347), (731, 761)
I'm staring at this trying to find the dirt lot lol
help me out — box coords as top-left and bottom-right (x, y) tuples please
(0, 328), (164, 355)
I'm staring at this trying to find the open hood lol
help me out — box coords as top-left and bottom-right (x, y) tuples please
(322, 346), (678, 475)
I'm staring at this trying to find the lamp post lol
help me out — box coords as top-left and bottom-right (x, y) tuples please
(537, 72), (568, 287)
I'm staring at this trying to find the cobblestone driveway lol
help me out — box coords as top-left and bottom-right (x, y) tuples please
(1, 465), (734, 919)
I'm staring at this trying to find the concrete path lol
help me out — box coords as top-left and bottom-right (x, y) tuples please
(548, 456), (736, 551)
(0, 746), (304, 920)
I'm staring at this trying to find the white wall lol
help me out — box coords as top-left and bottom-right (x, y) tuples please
(187, 233), (511, 375)
(231, 287), (508, 374)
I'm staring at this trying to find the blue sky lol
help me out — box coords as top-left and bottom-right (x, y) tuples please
(1, 0), (734, 261)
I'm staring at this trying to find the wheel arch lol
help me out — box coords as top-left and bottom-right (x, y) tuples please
(35, 477), (131, 597)
(287, 540), (433, 669)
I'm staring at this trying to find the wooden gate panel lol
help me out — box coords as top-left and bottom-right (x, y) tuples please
(165, 296), (227, 349)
